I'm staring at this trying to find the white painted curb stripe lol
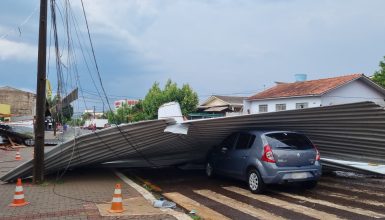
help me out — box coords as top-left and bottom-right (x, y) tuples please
(114, 170), (190, 220)
(14, 194), (24, 199)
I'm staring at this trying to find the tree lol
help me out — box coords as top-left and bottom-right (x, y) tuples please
(81, 112), (93, 121)
(61, 105), (74, 122)
(47, 95), (73, 123)
(141, 82), (164, 119)
(106, 79), (199, 124)
(372, 56), (385, 88)
(141, 79), (198, 120)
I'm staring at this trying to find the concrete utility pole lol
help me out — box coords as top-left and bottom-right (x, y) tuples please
(33, 0), (48, 184)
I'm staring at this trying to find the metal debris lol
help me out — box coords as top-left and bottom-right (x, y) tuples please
(1, 102), (385, 181)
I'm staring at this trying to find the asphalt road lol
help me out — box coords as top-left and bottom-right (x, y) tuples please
(127, 167), (385, 220)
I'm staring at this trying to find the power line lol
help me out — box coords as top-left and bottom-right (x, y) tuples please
(80, 0), (159, 168)
(0, 3), (39, 39)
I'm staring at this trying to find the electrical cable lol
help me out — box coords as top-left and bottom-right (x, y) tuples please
(47, 0), (127, 186)
(0, 3), (39, 39)
(80, 0), (159, 168)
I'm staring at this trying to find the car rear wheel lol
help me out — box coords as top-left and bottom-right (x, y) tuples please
(206, 162), (214, 178)
(248, 169), (265, 194)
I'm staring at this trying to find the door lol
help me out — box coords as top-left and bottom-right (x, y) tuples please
(226, 133), (256, 178)
(214, 133), (238, 175)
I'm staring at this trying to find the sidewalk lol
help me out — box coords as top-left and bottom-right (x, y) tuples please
(0, 147), (178, 220)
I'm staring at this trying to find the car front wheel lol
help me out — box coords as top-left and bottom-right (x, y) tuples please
(248, 169), (265, 194)
(206, 162), (214, 178)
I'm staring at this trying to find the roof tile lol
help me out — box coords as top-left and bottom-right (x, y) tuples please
(248, 74), (363, 100)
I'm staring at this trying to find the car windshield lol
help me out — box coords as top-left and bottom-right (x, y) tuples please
(265, 132), (313, 150)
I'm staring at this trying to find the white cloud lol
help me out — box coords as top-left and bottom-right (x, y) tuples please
(15, 0), (383, 100)
(72, 0), (167, 50)
(0, 39), (37, 61)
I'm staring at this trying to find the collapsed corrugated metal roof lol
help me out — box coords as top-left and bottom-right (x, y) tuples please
(1, 101), (385, 182)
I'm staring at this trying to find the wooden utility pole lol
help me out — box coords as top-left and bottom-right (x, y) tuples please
(33, 0), (48, 184)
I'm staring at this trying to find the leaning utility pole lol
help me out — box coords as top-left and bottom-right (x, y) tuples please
(33, 0), (48, 184)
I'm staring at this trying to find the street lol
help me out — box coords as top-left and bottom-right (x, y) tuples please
(129, 167), (385, 220)
(1, 146), (385, 219)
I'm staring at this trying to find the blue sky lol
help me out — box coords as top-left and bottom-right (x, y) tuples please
(1, 0), (385, 112)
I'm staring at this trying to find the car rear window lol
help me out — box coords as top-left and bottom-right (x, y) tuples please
(265, 133), (313, 150)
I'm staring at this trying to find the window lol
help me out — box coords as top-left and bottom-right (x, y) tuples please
(296, 102), (308, 109)
(259, 104), (268, 113)
(276, 104), (286, 111)
(235, 133), (256, 150)
(220, 133), (238, 149)
(265, 133), (313, 150)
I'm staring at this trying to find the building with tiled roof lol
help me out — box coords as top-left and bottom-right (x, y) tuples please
(189, 95), (247, 119)
(244, 74), (385, 114)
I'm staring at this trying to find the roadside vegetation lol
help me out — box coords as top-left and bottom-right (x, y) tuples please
(372, 56), (385, 88)
(107, 79), (199, 124)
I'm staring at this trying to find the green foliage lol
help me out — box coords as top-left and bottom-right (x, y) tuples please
(189, 215), (201, 220)
(81, 112), (93, 121)
(61, 105), (74, 122)
(142, 82), (164, 120)
(66, 118), (84, 126)
(141, 79), (198, 120)
(47, 95), (74, 123)
(372, 56), (385, 88)
(107, 79), (198, 124)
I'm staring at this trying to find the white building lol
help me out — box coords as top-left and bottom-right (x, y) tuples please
(114, 99), (139, 110)
(244, 74), (385, 114)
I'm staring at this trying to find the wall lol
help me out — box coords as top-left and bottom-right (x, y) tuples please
(244, 97), (321, 114)
(0, 104), (11, 114)
(321, 80), (385, 107)
(205, 98), (227, 107)
(0, 88), (36, 116)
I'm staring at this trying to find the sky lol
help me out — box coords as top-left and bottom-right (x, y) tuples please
(1, 0), (385, 112)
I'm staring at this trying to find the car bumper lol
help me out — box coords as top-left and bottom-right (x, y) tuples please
(261, 165), (322, 184)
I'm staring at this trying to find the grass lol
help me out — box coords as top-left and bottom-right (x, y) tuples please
(189, 214), (201, 220)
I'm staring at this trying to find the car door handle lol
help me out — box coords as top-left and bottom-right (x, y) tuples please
(242, 156), (248, 159)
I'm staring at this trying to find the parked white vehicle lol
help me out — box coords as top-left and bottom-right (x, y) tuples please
(84, 119), (108, 129)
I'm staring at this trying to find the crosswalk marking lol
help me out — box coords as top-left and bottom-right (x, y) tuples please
(278, 191), (385, 218)
(163, 192), (231, 220)
(224, 186), (343, 220)
(314, 189), (385, 207)
(321, 177), (385, 190)
(318, 182), (385, 197)
(194, 189), (286, 220)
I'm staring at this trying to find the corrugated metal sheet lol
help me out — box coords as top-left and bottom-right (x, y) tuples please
(1, 102), (385, 182)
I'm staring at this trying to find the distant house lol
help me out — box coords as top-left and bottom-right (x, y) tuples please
(190, 95), (246, 119)
(244, 74), (385, 114)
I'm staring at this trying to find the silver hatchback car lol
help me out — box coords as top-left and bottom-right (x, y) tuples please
(206, 131), (322, 193)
